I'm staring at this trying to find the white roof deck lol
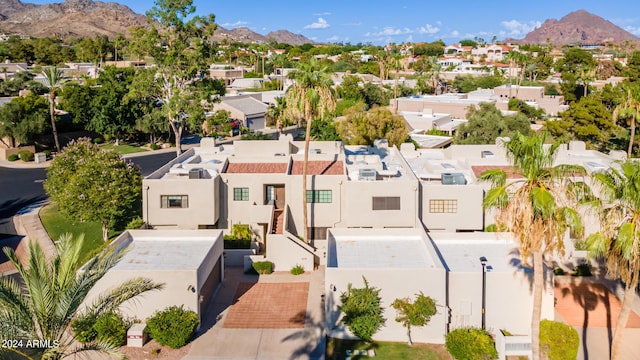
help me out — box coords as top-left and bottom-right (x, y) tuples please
(430, 232), (528, 273)
(111, 230), (222, 271)
(344, 145), (414, 181)
(328, 229), (440, 269)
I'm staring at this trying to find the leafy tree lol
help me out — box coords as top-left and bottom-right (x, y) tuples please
(452, 75), (503, 93)
(546, 95), (618, 151)
(391, 293), (437, 346)
(336, 74), (364, 102)
(284, 58), (336, 243)
(585, 160), (640, 360)
(623, 51), (640, 84)
(508, 98), (545, 121)
(480, 132), (585, 360)
(60, 82), (97, 128)
(612, 84), (640, 157)
(338, 277), (385, 342)
(129, 0), (217, 156)
(0, 93), (49, 148)
(44, 138), (142, 241)
(310, 119), (341, 141)
(362, 82), (389, 107)
(539, 320), (579, 360)
(88, 66), (142, 144)
(459, 39), (477, 47)
(337, 106), (407, 147)
(455, 102), (531, 144)
(0, 233), (163, 360)
(445, 327), (498, 360)
(42, 66), (67, 152)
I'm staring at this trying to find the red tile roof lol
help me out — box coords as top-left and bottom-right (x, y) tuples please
(225, 162), (288, 174)
(291, 160), (344, 175)
(472, 165), (524, 179)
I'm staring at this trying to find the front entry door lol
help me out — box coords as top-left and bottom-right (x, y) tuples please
(265, 185), (285, 209)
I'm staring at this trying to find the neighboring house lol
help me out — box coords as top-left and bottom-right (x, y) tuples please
(0, 61), (29, 80)
(392, 93), (492, 119)
(210, 64), (247, 86)
(482, 85), (569, 116)
(401, 109), (466, 136)
(444, 44), (473, 57)
(472, 44), (518, 62)
(215, 95), (268, 131)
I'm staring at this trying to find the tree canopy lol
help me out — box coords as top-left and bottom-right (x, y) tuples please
(337, 106), (408, 147)
(44, 138), (142, 241)
(0, 92), (49, 148)
(455, 102), (532, 144)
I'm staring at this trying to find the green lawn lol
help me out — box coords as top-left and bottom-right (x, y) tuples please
(326, 338), (451, 360)
(100, 143), (148, 155)
(39, 203), (116, 263)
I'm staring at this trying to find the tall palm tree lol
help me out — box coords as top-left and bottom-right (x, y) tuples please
(480, 132), (585, 360)
(613, 84), (640, 158)
(284, 59), (336, 243)
(0, 234), (163, 360)
(586, 160), (640, 360)
(42, 67), (66, 153)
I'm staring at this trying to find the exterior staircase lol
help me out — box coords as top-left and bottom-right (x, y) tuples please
(271, 209), (284, 234)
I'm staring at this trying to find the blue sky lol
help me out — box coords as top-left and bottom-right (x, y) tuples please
(27, 0), (640, 44)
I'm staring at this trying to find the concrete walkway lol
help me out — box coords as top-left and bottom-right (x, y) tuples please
(183, 266), (326, 360)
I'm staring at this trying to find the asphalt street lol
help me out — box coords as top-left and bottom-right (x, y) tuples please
(0, 151), (177, 220)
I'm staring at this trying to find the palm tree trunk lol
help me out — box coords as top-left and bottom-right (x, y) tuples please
(302, 118), (312, 243)
(611, 285), (636, 360)
(49, 93), (61, 152)
(531, 249), (544, 360)
(628, 117), (635, 158)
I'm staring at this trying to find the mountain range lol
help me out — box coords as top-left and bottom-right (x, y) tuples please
(0, 1), (638, 46)
(516, 9), (638, 45)
(0, 0), (314, 44)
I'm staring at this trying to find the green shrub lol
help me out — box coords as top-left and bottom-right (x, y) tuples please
(44, 150), (51, 158)
(94, 312), (129, 346)
(338, 277), (385, 342)
(223, 236), (252, 249)
(126, 216), (145, 229)
(72, 315), (98, 344)
(553, 268), (565, 276)
(540, 320), (579, 360)
(103, 134), (113, 141)
(290, 264), (305, 275)
(147, 306), (199, 349)
(7, 154), (19, 161)
(93, 137), (104, 144)
(252, 261), (273, 274)
(150, 143), (161, 150)
(230, 223), (252, 240)
(574, 263), (592, 276)
(445, 327), (498, 360)
(18, 150), (34, 162)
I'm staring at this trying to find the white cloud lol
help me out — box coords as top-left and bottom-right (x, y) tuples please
(418, 24), (440, 34)
(370, 27), (413, 37)
(500, 19), (542, 36)
(313, 12), (332, 16)
(625, 25), (640, 36)
(220, 20), (248, 28)
(406, 35), (414, 42)
(440, 30), (460, 39)
(326, 35), (341, 42)
(304, 17), (330, 29)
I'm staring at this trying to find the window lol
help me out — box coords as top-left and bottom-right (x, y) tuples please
(429, 199), (457, 213)
(308, 227), (328, 241)
(306, 190), (332, 203)
(161, 195), (188, 208)
(233, 187), (249, 201)
(372, 196), (401, 210)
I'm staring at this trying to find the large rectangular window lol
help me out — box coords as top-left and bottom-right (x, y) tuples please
(372, 196), (401, 210)
(429, 199), (457, 213)
(161, 195), (189, 208)
(306, 190), (332, 203)
(233, 187), (249, 201)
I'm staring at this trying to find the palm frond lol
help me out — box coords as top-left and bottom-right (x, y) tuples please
(83, 277), (164, 318)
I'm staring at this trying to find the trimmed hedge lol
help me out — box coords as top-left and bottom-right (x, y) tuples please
(7, 154), (19, 161)
(252, 261), (273, 275)
(72, 315), (98, 344)
(445, 327), (498, 360)
(94, 312), (129, 346)
(18, 150), (34, 162)
(540, 320), (579, 360)
(147, 306), (199, 349)
(126, 216), (145, 229)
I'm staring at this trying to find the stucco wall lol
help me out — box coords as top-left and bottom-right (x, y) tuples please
(421, 183), (485, 231)
(343, 179), (418, 228)
(325, 267), (447, 344)
(144, 177), (220, 228)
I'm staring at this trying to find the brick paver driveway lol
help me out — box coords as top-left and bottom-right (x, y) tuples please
(555, 282), (640, 328)
(223, 282), (310, 328)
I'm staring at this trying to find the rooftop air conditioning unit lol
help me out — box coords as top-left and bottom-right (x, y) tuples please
(441, 172), (466, 185)
(309, 148), (321, 154)
(481, 150), (494, 158)
(359, 168), (377, 181)
(189, 168), (202, 179)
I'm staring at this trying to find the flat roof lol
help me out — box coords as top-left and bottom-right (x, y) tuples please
(430, 232), (528, 273)
(112, 238), (217, 271)
(330, 234), (438, 269)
